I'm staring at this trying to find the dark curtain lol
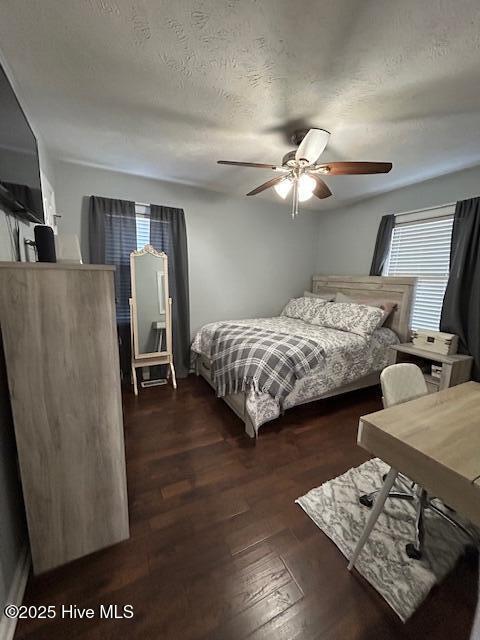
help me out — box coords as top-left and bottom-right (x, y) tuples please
(150, 205), (190, 378)
(440, 197), (480, 380)
(369, 214), (395, 276)
(88, 195), (136, 378)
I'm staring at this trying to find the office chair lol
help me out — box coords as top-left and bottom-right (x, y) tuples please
(359, 363), (477, 560)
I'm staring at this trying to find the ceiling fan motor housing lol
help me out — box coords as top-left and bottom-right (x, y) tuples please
(289, 129), (311, 147)
(281, 150), (297, 166)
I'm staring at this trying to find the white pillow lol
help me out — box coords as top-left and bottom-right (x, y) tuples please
(304, 290), (335, 302)
(281, 296), (327, 322)
(335, 292), (397, 326)
(310, 301), (384, 337)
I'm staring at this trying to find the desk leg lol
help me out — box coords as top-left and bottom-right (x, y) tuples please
(348, 467), (398, 571)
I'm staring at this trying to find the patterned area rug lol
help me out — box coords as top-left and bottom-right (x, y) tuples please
(296, 458), (473, 621)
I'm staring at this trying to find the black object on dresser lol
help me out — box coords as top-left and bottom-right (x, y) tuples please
(34, 225), (56, 262)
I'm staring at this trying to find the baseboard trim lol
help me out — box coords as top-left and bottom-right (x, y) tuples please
(0, 547), (30, 640)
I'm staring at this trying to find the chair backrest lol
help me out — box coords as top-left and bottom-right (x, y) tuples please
(380, 363), (429, 408)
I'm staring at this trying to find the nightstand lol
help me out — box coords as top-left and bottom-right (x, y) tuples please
(388, 343), (473, 393)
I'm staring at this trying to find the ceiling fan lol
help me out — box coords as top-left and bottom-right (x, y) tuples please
(218, 129), (392, 218)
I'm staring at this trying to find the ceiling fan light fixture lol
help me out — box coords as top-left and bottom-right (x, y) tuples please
(273, 177), (293, 199)
(297, 174), (316, 201)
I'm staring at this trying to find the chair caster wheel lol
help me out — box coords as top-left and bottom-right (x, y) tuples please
(405, 543), (422, 560)
(359, 494), (374, 508)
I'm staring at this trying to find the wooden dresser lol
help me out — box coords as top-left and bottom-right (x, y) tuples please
(0, 263), (129, 574)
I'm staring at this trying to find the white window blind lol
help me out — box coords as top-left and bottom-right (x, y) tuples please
(135, 204), (150, 250)
(384, 215), (454, 331)
(135, 216), (150, 250)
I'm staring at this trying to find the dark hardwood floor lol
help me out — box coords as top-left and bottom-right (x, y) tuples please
(16, 376), (477, 639)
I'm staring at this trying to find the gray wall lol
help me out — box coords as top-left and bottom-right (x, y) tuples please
(316, 164), (480, 275)
(54, 160), (319, 334)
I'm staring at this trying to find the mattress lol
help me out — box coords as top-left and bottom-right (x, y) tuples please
(191, 316), (399, 432)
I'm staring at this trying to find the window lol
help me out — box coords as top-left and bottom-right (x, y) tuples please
(104, 203), (152, 324)
(135, 203), (150, 250)
(384, 212), (454, 331)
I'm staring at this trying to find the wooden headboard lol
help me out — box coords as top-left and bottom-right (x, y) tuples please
(312, 275), (416, 343)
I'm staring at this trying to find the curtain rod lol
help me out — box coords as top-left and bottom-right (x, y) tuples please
(394, 201), (455, 218)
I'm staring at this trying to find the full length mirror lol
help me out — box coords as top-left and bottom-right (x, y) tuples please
(129, 245), (176, 395)
(130, 245), (170, 358)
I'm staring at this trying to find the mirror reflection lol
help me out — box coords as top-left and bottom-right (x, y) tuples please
(132, 248), (168, 357)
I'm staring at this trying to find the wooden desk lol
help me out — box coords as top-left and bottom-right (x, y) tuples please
(357, 382), (480, 528)
(348, 382), (480, 571)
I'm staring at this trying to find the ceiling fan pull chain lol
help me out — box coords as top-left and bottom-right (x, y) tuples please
(292, 180), (299, 219)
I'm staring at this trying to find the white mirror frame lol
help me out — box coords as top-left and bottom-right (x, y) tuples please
(130, 244), (172, 360)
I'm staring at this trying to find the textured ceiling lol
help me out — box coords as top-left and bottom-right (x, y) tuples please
(1, 0), (480, 209)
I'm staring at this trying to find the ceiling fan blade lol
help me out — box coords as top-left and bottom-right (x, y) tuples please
(316, 162), (392, 175)
(295, 129), (330, 165)
(218, 160), (280, 169)
(311, 175), (332, 199)
(246, 175), (285, 196)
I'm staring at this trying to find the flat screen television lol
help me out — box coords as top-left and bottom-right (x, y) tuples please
(0, 63), (44, 223)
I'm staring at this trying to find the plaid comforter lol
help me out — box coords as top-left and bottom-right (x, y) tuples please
(211, 323), (324, 406)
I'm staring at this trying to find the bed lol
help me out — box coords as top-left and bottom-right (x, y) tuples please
(192, 275), (416, 437)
